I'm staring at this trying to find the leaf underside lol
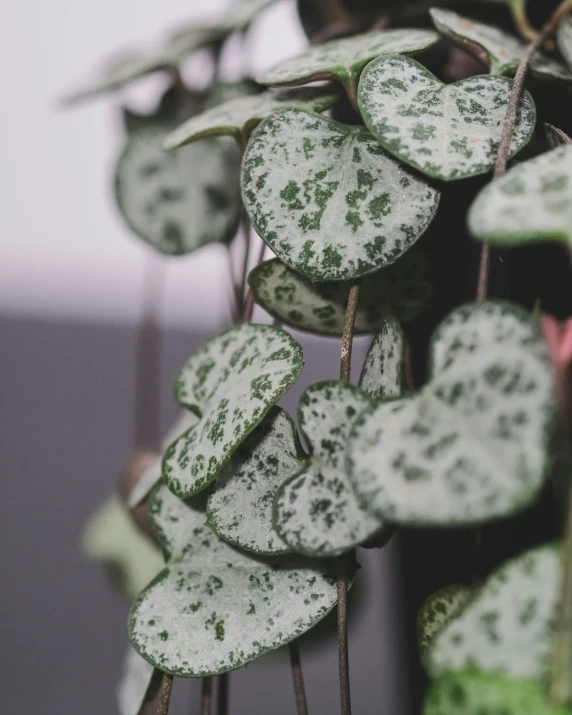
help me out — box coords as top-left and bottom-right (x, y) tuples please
(545, 123), (572, 149)
(417, 584), (473, 657)
(359, 318), (405, 401)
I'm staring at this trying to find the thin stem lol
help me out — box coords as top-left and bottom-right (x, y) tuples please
(226, 243), (242, 324)
(238, 210), (252, 313)
(340, 283), (361, 382)
(201, 677), (213, 715)
(289, 641), (309, 715)
(241, 239), (267, 322)
(157, 673), (173, 715)
(508, 0), (538, 40)
(217, 673), (230, 715)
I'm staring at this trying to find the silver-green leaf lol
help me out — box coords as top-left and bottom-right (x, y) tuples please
(358, 54), (536, 181)
(163, 323), (303, 498)
(359, 318), (405, 401)
(128, 483), (339, 676)
(242, 108), (440, 282)
(557, 15), (572, 73)
(545, 123), (572, 149)
(417, 585), (473, 657)
(348, 301), (556, 527)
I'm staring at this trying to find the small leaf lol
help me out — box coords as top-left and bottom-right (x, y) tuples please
(468, 144), (572, 248)
(358, 54), (536, 181)
(242, 108), (440, 281)
(164, 86), (340, 150)
(424, 671), (571, 715)
(128, 484), (340, 676)
(359, 318), (405, 401)
(430, 8), (572, 82)
(273, 381), (389, 557)
(117, 646), (158, 715)
(427, 545), (561, 682)
(557, 15), (572, 73)
(206, 407), (306, 556)
(248, 249), (432, 336)
(82, 497), (164, 600)
(417, 585), (473, 657)
(348, 301), (556, 527)
(545, 123), (572, 149)
(163, 323), (303, 498)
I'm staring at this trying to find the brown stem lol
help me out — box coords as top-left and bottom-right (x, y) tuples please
(340, 283), (361, 382)
(217, 673), (230, 715)
(289, 641), (309, 715)
(241, 239), (267, 322)
(226, 243), (242, 323)
(508, 0), (538, 40)
(201, 677), (213, 715)
(157, 673), (173, 715)
(238, 210), (252, 313)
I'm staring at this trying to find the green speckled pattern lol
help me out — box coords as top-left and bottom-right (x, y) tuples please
(417, 585), (473, 657)
(358, 55), (536, 181)
(427, 545), (561, 682)
(128, 484), (339, 676)
(117, 646), (156, 715)
(206, 408), (306, 555)
(273, 381), (389, 557)
(242, 108), (440, 281)
(469, 144), (572, 247)
(348, 301), (556, 526)
(359, 318), (405, 401)
(163, 323), (303, 498)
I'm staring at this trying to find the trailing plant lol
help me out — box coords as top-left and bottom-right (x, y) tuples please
(67, 0), (572, 712)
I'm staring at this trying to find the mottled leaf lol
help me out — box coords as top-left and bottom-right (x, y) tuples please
(129, 483), (339, 676)
(164, 86), (339, 150)
(430, 8), (572, 82)
(206, 407), (306, 555)
(117, 646), (158, 715)
(424, 671), (571, 715)
(83, 497), (164, 600)
(348, 301), (556, 526)
(248, 248), (432, 336)
(273, 381), (389, 557)
(427, 545), (561, 681)
(417, 585), (473, 657)
(359, 318), (405, 401)
(469, 144), (572, 248)
(242, 108), (440, 281)
(163, 323), (303, 498)
(545, 123), (572, 149)
(557, 15), (572, 73)
(358, 54), (536, 181)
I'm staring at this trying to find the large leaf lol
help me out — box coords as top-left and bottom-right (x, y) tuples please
(242, 108), (440, 281)
(128, 484), (339, 676)
(417, 585), (473, 657)
(424, 671), (572, 715)
(359, 318), (405, 401)
(557, 15), (572, 73)
(117, 646), (158, 715)
(164, 86), (339, 150)
(468, 144), (572, 248)
(273, 381), (390, 557)
(430, 8), (572, 82)
(82, 497), (164, 600)
(257, 28), (439, 99)
(206, 408), (306, 556)
(163, 323), (303, 498)
(347, 301), (556, 527)
(358, 55), (536, 181)
(427, 545), (561, 682)
(248, 248), (432, 336)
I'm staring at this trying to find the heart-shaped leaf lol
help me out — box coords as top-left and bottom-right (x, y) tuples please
(248, 248), (432, 336)
(242, 108), (440, 281)
(557, 15), (572, 73)
(163, 323), (303, 498)
(347, 301), (556, 527)
(430, 8), (572, 82)
(358, 55), (536, 181)
(128, 483), (339, 676)
(82, 497), (164, 600)
(417, 585), (473, 657)
(427, 545), (561, 681)
(424, 671), (571, 715)
(468, 144), (572, 248)
(273, 381), (390, 557)
(206, 407), (305, 555)
(257, 28), (439, 101)
(545, 124), (572, 149)
(359, 318), (405, 401)
(164, 86), (340, 150)
(118, 646), (159, 715)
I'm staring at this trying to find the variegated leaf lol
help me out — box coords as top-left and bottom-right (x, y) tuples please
(242, 108), (440, 281)
(358, 55), (536, 181)
(117, 646), (158, 715)
(427, 545), (561, 682)
(424, 671), (571, 715)
(545, 123), (572, 149)
(257, 28), (439, 100)
(164, 86), (339, 150)
(430, 8), (572, 82)
(163, 323), (303, 498)
(469, 144), (572, 248)
(273, 381), (389, 557)
(128, 484), (339, 676)
(557, 15), (572, 73)
(359, 318), (405, 401)
(248, 249), (432, 336)
(82, 497), (164, 600)
(206, 407), (306, 555)
(348, 301), (556, 527)
(417, 585), (473, 657)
